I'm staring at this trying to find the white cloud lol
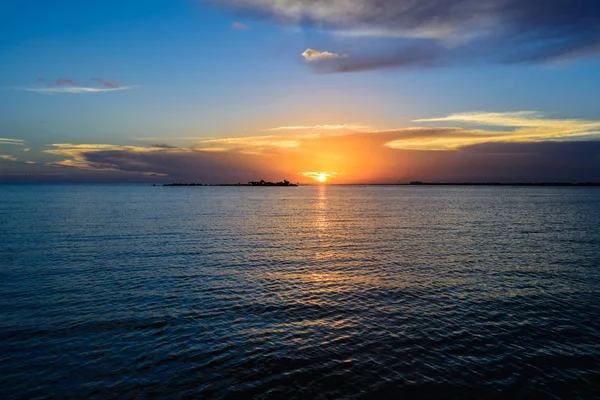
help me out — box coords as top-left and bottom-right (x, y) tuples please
(302, 48), (347, 62)
(16, 86), (137, 94)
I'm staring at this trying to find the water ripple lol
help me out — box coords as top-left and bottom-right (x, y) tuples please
(1, 184), (600, 399)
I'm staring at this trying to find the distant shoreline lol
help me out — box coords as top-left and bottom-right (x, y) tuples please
(2, 182), (599, 186)
(163, 181), (298, 187)
(399, 182), (600, 187)
(161, 182), (600, 187)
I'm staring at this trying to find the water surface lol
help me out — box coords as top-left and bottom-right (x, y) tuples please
(1, 184), (600, 398)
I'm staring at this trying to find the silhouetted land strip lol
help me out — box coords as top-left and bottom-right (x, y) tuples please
(163, 181), (599, 187)
(404, 181), (600, 186)
(164, 180), (298, 187)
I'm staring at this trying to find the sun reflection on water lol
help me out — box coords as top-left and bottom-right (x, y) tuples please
(315, 184), (329, 233)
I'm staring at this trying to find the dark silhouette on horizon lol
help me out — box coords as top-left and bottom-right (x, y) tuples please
(406, 181), (600, 187)
(164, 179), (298, 187)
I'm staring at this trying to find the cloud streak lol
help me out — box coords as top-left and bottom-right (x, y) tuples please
(17, 85), (137, 94)
(0, 138), (25, 145)
(264, 124), (368, 132)
(383, 112), (600, 150)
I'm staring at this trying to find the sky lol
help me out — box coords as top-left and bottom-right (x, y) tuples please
(1, 0), (600, 183)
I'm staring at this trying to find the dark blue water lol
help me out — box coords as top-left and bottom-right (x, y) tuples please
(1, 184), (600, 399)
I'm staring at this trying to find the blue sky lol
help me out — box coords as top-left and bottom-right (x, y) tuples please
(1, 0), (600, 182)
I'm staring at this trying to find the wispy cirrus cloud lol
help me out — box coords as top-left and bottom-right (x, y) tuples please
(415, 112), (600, 131)
(203, 0), (600, 72)
(0, 138), (25, 146)
(15, 77), (136, 94)
(17, 85), (137, 94)
(385, 111), (600, 150)
(198, 135), (300, 151)
(264, 123), (368, 132)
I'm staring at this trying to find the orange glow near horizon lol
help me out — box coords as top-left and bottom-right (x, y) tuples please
(317, 173), (328, 183)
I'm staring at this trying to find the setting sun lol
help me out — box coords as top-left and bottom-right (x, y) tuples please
(317, 173), (328, 183)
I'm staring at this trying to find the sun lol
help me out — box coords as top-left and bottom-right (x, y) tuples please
(316, 173), (328, 183)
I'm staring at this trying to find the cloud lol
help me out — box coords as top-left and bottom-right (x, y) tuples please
(17, 86), (137, 94)
(382, 128), (498, 151)
(92, 78), (120, 88)
(41, 142), (287, 182)
(133, 136), (205, 142)
(302, 48), (347, 62)
(0, 138), (25, 145)
(9, 110), (599, 183)
(232, 21), (250, 29)
(15, 77), (135, 94)
(203, 0), (600, 71)
(419, 111), (600, 138)
(129, 112), (600, 155)
(382, 112), (600, 150)
(55, 78), (77, 86)
(264, 124), (368, 132)
(198, 135), (300, 151)
(149, 143), (179, 149)
(193, 126), (372, 152)
(0, 155), (18, 161)
(415, 111), (600, 130)
(305, 45), (443, 73)
(43, 144), (182, 173)
(33, 135), (600, 184)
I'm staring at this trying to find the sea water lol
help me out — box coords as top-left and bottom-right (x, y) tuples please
(1, 184), (599, 398)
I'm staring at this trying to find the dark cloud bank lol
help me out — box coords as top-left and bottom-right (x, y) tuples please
(205, 0), (600, 71)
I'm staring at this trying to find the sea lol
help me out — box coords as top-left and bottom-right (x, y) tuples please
(1, 184), (600, 399)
